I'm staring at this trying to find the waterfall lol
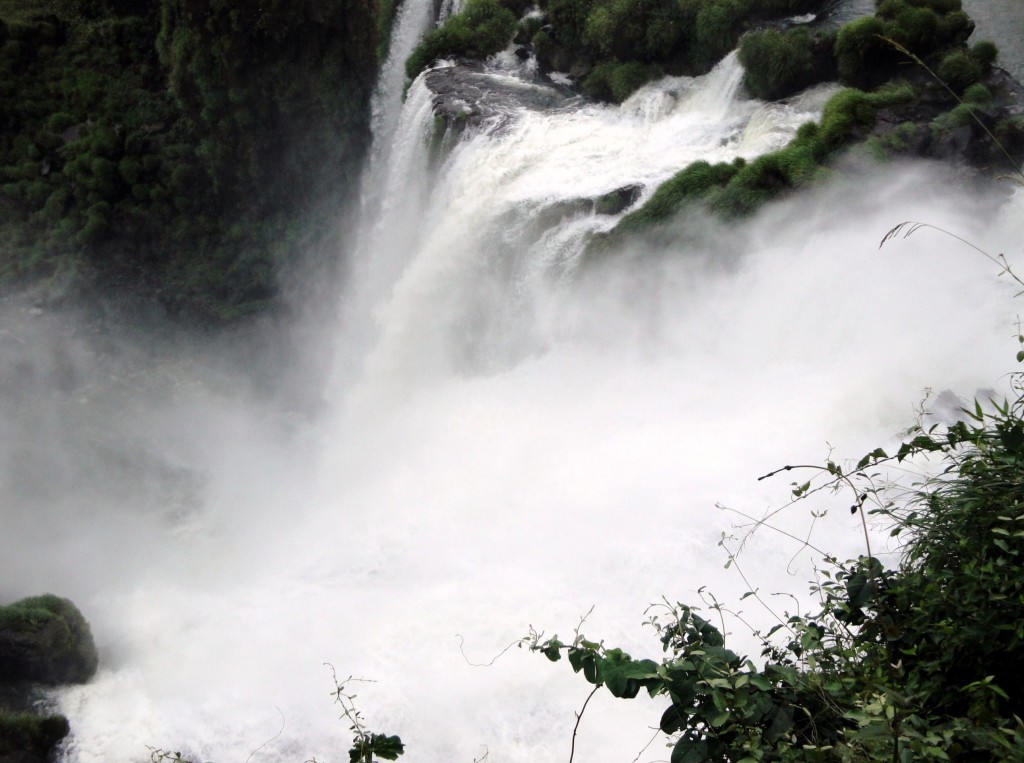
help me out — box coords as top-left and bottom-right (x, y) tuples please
(361, 0), (437, 221)
(4, 15), (1021, 763)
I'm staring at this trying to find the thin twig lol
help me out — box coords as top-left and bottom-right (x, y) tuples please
(456, 635), (522, 667)
(570, 685), (602, 763)
(629, 727), (663, 763)
(717, 535), (792, 632)
(573, 606), (595, 645)
(244, 706), (286, 763)
(716, 504), (833, 560)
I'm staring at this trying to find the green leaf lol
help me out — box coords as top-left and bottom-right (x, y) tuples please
(599, 652), (659, 698)
(660, 704), (688, 734)
(748, 673), (773, 691)
(367, 734), (405, 761)
(671, 739), (708, 763)
(709, 710), (731, 727)
(541, 638), (563, 662)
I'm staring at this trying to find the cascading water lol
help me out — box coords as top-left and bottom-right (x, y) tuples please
(3, 10), (1023, 763)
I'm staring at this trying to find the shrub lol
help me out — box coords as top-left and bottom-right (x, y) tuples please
(405, 0), (517, 80)
(711, 144), (820, 217)
(616, 159), (739, 232)
(532, 353), (1024, 762)
(815, 87), (877, 154)
(970, 39), (998, 73)
(537, 0), (590, 49)
(834, 15), (890, 88)
(582, 60), (662, 103)
(581, 0), (684, 62)
(937, 48), (982, 94)
(738, 27), (831, 101)
(693, 0), (745, 69)
(962, 82), (991, 105)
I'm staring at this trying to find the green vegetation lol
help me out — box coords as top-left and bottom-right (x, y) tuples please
(936, 48), (982, 94)
(606, 0), (1017, 240)
(0, 594), (92, 760)
(516, 0), (979, 105)
(531, 304), (1024, 760)
(614, 84), (915, 232)
(0, 594), (98, 684)
(405, 0), (518, 80)
(738, 27), (835, 102)
(582, 60), (664, 103)
(480, 0), (821, 102)
(835, 0), (973, 89)
(0, 712), (70, 758)
(0, 0), (384, 321)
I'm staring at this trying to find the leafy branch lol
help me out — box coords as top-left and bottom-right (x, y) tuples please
(324, 665), (405, 763)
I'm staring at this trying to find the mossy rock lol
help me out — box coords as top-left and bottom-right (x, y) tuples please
(0, 595), (98, 685)
(0, 712), (70, 762)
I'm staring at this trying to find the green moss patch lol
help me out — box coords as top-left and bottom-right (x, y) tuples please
(0, 594), (98, 685)
(406, 0), (518, 80)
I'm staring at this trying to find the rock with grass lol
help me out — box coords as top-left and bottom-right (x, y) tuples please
(0, 595), (97, 686)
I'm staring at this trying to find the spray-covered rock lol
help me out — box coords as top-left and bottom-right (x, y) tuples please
(0, 595), (98, 685)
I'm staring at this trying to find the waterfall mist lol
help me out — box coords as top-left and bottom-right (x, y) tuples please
(3, 29), (1024, 763)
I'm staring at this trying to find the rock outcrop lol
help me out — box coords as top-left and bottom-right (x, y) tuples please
(0, 595), (98, 762)
(0, 595), (98, 685)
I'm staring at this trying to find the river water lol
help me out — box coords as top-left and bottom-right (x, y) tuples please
(2, 1), (1023, 761)
(965, 0), (1024, 82)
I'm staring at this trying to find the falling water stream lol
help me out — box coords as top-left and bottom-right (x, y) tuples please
(2, 1), (1024, 761)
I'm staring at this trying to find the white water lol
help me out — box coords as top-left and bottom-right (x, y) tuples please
(3, 23), (1024, 763)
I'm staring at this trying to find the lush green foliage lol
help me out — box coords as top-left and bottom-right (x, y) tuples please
(0, 594), (98, 684)
(405, 0), (518, 80)
(738, 27), (836, 102)
(609, 0), (1009, 238)
(582, 60), (664, 103)
(530, 0), (822, 102)
(936, 49), (982, 94)
(0, 712), (70, 757)
(612, 83), (915, 233)
(0, 0), (382, 321)
(834, 0), (973, 89)
(531, 365), (1024, 761)
(971, 40), (998, 72)
(615, 159), (741, 232)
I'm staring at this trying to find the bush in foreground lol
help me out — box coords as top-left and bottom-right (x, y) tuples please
(531, 283), (1024, 760)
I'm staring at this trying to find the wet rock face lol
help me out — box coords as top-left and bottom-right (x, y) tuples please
(872, 66), (1024, 177)
(423, 59), (577, 137)
(0, 596), (94, 763)
(0, 713), (70, 763)
(0, 595), (98, 686)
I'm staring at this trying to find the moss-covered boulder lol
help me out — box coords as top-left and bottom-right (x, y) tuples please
(0, 595), (97, 685)
(0, 712), (70, 763)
